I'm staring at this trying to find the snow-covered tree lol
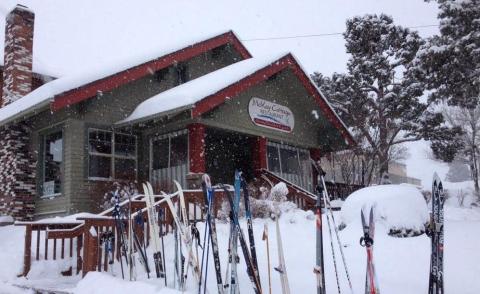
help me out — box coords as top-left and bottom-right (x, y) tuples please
(442, 105), (480, 194)
(312, 14), (460, 177)
(446, 159), (472, 183)
(413, 0), (480, 109)
(411, 0), (479, 195)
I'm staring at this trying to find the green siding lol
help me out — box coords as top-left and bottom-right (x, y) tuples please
(26, 45), (241, 218)
(201, 68), (346, 150)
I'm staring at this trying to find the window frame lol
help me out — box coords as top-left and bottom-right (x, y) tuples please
(149, 129), (189, 181)
(87, 128), (138, 181)
(266, 140), (312, 190)
(39, 127), (64, 199)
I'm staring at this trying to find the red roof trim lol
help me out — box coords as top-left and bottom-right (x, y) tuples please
(50, 31), (251, 112)
(192, 54), (355, 146)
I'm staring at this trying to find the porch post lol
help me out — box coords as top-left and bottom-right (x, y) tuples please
(251, 136), (267, 170)
(310, 148), (322, 188)
(188, 123), (206, 173)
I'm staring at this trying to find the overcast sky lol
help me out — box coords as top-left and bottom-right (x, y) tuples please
(0, 0), (439, 76)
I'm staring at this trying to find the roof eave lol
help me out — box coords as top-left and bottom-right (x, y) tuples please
(115, 105), (193, 128)
(0, 98), (52, 127)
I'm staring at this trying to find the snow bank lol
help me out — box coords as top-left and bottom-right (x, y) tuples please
(341, 184), (429, 236)
(443, 181), (478, 208)
(73, 272), (184, 294)
(0, 225), (25, 281)
(0, 215), (14, 224)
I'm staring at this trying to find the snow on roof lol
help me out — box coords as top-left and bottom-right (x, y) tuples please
(117, 53), (287, 125)
(0, 30), (233, 126)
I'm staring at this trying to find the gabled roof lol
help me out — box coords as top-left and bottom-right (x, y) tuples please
(118, 53), (355, 146)
(0, 31), (250, 126)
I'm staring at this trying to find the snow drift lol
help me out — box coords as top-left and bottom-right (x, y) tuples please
(341, 184), (429, 237)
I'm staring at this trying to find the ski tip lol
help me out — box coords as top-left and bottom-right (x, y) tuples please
(433, 172), (441, 184)
(173, 180), (183, 192)
(202, 173), (210, 182)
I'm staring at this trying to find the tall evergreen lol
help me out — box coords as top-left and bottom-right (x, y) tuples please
(312, 14), (460, 177)
(413, 0), (480, 109)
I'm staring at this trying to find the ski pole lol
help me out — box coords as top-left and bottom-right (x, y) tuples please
(314, 183), (326, 294)
(321, 175), (354, 294)
(158, 208), (167, 285)
(262, 223), (272, 294)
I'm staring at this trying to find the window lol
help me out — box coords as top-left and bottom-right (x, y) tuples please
(175, 63), (188, 85)
(151, 131), (188, 170)
(150, 130), (188, 191)
(266, 141), (313, 191)
(42, 130), (63, 197)
(88, 129), (137, 180)
(267, 145), (281, 173)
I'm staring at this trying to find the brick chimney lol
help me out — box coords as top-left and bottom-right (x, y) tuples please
(1, 4), (34, 107)
(0, 5), (36, 221)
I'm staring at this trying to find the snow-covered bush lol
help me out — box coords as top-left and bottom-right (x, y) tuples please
(441, 181), (478, 208)
(101, 182), (139, 211)
(217, 182), (296, 220)
(341, 184), (429, 237)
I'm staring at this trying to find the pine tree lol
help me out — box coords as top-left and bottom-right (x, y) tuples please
(446, 159), (471, 182)
(412, 0), (480, 194)
(413, 0), (480, 108)
(312, 14), (460, 177)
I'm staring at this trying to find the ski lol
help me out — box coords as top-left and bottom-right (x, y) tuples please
(274, 215), (290, 294)
(314, 183), (326, 294)
(100, 230), (115, 275)
(221, 184), (262, 294)
(241, 173), (259, 274)
(127, 194), (137, 281)
(172, 181), (202, 290)
(133, 210), (150, 278)
(142, 183), (166, 280)
(200, 175), (225, 294)
(428, 173), (445, 294)
(151, 183), (201, 289)
(360, 207), (379, 294)
(112, 190), (129, 280)
(228, 171), (242, 294)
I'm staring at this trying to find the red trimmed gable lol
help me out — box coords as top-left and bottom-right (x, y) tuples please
(51, 31), (251, 112)
(192, 54), (355, 146)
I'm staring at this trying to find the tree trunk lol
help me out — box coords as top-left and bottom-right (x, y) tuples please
(378, 152), (389, 182)
(472, 150), (479, 196)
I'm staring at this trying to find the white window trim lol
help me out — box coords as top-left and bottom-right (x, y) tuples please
(41, 129), (64, 198)
(88, 128), (138, 181)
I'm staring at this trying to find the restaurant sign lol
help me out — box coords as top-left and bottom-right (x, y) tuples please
(248, 97), (294, 133)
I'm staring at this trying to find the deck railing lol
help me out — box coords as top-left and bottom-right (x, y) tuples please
(15, 175), (362, 278)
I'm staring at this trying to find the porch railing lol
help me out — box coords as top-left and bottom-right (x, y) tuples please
(16, 175), (362, 278)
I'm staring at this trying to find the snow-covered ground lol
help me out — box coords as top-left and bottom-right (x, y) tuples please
(1, 191), (479, 294)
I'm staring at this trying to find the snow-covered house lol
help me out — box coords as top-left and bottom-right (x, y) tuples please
(0, 4), (354, 220)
